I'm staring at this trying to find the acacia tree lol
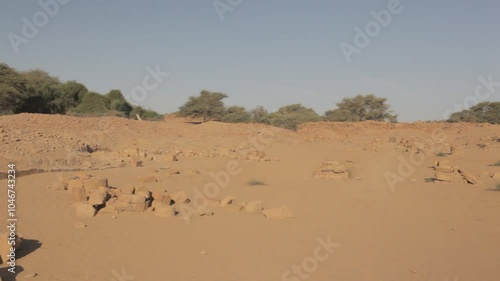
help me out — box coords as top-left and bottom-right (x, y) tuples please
(0, 63), (32, 114)
(448, 102), (500, 124)
(268, 104), (321, 130)
(324, 94), (397, 122)
(221, 106), (251, 123)
(250, 105), (270, 124)
(178, 90), (228, 122)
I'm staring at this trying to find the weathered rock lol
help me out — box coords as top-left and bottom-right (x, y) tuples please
(121, 185), (135, 195)
(245, 200), (264, 214)
(154, 204), (176, 218)
(152, 191), (172, 205)
(263, 205), (294, 220)
(135, 186), (151, 199)
(83, 177), (108, 193)
(434, 171), (452, 182)
(220, 196), (236, 207)
(314, 161), (349, 179)
(198, 209), (215, 216)
(67, 179), (84, 191)
(171, 191), (190, 204)
(71, 186), (88, 203)
(88, 190), (108, 206)
(435, 166), (454, 173)
(458, 169), (481, 185)
(75, 203), (97, 217)
(492, 172), (500, 179)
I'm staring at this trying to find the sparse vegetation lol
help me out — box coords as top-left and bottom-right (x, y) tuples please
(424, 177), (436, 182)
(436, 152), (447, 157)
(324, 94), (397, 122)
(247, 179), (266, 186)
(0, 63), (163, 119)
(178, 90), (228, 122)
(267, 104), (321, 131)
(448, 102), (500, 124)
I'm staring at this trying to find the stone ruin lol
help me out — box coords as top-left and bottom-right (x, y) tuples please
(431, 160), (481, 184)
(313, 160), (350, 179)
(53, 174), (294, 220)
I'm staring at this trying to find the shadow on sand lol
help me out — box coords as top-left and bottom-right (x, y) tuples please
(0, 238), (41, 281)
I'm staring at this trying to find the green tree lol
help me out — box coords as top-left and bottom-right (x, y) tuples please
(448, 102), (500, 124)
(19, 69), (64, 114)
(106, 89), (133, 116)
(69, 92), (111, 115)
(0, 63), (32, 114)
(325, 94), (397, 122)
(178, 90), (228, 122)
(129, 106), (164, 121)
(221, 106), (251, 123)
(58, 81), (88, 111)
(268, 104), (321, 130)
(251, 105), (270, 124)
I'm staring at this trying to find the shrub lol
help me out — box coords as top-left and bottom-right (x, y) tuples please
(69, 92), (110, 114)
(448, 102), (500, 124)
(324, 94), (397, 122)
(436, 152), (447, 157)
(247, 179), (265, 186)
(268, 104), (321, 130)
(178, 90), (228, 122)
(221, 106), (251, 123)
(129, 106), (164, 121)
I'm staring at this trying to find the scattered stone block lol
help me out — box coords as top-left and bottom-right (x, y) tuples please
(71, 186), (87, 203)
(154, 204), (176, 218)
(314, 161), (349, 179)
(458, 169), (480, 185)
(88, 190), (108, 206)
(434, 171), (452, 182)
(245, 200), (264, 214)
(171, 191), (190, 204)
(83, 177), (108, 193)
(75, 203), (97, 217)
(135, 186), (152, 199)
(152, 191), (172, 205)
(220, 196), (236, 207)
(67, 179), (84, 191)
(492, 173), (500, 179)
(121, 185), (135, 195)
(435, 166), (454, 173)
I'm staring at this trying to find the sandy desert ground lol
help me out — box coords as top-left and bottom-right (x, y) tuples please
(0, 113), (500, 281)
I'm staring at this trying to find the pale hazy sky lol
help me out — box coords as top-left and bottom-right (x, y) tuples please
(1, 0), (499, 121)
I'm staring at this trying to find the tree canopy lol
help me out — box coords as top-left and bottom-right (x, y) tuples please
(178, 90), (228, 122)
(448, 102), (500, 124)
(325, 94), (397, 122)
(0, 62), (163, 120)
